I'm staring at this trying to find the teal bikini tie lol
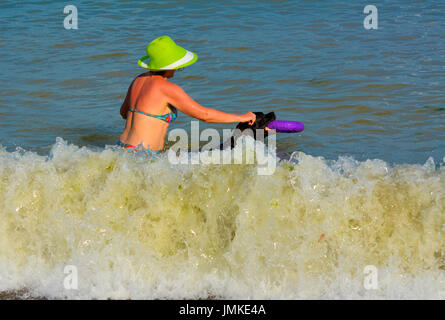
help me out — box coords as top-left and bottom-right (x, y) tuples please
(128, 106), (177, 123)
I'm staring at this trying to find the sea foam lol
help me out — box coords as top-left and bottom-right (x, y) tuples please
(0, 138), (443, 299)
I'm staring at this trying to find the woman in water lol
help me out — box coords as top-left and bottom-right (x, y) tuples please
(118, 36), (256, 152)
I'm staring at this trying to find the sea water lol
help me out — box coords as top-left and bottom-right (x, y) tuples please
(0, 0), (444, 299)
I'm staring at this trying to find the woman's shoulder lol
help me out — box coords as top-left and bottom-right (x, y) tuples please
(132, 73), (165, 88)
(161, 80), (186, 98)
(134, 72), (151, 81)
(131, 73), (186, 98)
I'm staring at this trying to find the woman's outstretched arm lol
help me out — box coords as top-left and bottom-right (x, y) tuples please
(164, 82), (256, 125)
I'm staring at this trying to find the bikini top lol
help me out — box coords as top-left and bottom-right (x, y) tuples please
(128, 104), (177, 123)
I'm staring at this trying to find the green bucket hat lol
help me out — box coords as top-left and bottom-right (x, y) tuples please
(137, 36), (198, 70)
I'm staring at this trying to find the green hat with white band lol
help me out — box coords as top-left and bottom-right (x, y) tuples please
(138, 36), (198, 70)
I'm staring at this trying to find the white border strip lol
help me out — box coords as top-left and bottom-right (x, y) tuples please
(161, 51), (194, 70)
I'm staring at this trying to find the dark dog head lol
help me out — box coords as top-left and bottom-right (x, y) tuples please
(219, 111), (276, 150)
(235, 111), (276, 139)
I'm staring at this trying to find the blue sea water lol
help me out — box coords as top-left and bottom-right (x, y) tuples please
(0, 0), (444, 163)
(0, 1), (444, 299)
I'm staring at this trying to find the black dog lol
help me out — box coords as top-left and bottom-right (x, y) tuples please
(219, 111), (276, 150)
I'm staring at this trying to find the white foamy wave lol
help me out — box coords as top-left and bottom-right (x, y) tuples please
(0, 138), (443, 299)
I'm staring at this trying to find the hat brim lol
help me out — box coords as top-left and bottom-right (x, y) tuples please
(138, 50), (198, 71)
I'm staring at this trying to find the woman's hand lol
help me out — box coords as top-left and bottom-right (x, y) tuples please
(240, 112), (256, 125)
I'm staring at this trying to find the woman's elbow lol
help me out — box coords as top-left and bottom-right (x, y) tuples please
(199, 111), (212, 122)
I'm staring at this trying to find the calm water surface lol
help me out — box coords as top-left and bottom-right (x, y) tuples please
(0, 0), (444, 163)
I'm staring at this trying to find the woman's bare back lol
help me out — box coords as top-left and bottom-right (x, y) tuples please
(120, 74), (175, 150)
